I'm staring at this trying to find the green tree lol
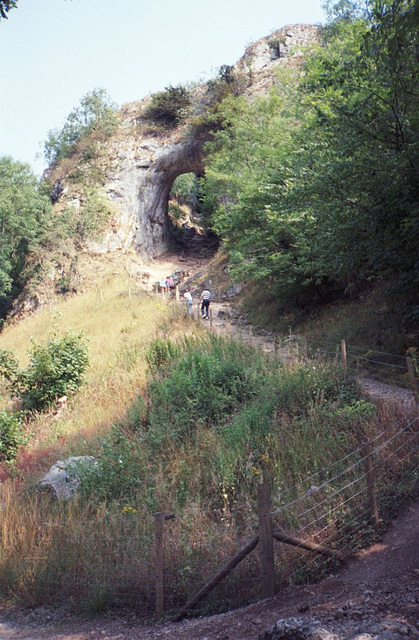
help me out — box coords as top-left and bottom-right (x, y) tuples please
(44, 88), (117, 165)
(204, 0), (419, 304)
(144, 85), (190, 129)
(0, 157), (51, 312)
(0, 0), (17, 20)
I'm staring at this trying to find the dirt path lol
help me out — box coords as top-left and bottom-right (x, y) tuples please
(0, 497), (417, 639)
(0, 253), (417, 639)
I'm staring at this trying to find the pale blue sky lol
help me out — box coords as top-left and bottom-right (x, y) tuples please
(0, 0), (326, 176)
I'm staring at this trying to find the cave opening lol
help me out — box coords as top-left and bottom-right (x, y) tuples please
(166, 171), (219, 258)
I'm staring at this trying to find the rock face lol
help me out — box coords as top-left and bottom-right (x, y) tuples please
(101, 135), (206, 258)
(54, 24), (319, 259)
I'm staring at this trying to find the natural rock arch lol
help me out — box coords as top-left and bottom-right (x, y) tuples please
(103, 135), (207, 258)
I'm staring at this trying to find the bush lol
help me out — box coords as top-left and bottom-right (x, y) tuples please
(9, 331), (89, 412)
(144, 85), (190, 129)
(0, 411), (27, 462)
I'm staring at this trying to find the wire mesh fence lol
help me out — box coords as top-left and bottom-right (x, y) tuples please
(0, 335), (417, 620)
(305, 337), (416, 390)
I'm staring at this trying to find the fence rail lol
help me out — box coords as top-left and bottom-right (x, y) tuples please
(153, 411), (418, 620)
(2, 326), (418, 621)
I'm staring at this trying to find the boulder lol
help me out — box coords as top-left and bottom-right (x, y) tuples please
(259, 618), (339, 640)
(38, 456), (98, 500)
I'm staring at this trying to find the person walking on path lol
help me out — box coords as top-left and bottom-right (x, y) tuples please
(183, 289), (193, 316)
(199, 288), (212, 320)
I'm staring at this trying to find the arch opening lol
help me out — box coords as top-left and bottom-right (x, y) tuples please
(166, 171), (219, 257)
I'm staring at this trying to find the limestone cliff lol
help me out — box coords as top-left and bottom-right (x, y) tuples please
(49, 24), (319, 260)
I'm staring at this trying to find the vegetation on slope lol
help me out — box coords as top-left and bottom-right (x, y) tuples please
(0, 0), (418, 619)
(202, 0), (419, 338)
(0, 269), (416, 616)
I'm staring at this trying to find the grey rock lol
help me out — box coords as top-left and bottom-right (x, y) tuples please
(259, 617), (339, 640)
(38, 456), (98, 500)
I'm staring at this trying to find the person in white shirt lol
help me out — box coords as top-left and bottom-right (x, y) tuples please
(183, 289), (193, 316)
(199, 289), (212, 319)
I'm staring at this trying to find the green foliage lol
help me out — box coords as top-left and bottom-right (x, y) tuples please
(80, 425), (145, 503)
(43, 88), (117, 165)
(0, 411), (27, 462)
(3, 331), (89, 412)
(0, 157), (51, 310)
(171, 173), (199, 202)
(0, 349), (19, 382)
(144, 85), (190, 130)
(145, 337), (181, 374)
(203, 0), (419, 307)
(84, 335), (360, 511)
(0, 1), (17, 20)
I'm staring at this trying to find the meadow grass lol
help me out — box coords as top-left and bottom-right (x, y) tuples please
(0, 273), (417, 616)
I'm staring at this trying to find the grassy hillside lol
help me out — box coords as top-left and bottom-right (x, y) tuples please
(0, 256), (417, 619)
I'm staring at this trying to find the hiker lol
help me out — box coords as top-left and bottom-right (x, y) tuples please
(165, 275), (174, 290)
(159, 279), (167, 295)
(199, 288), (212, 319)
(183, 289), (193, 316)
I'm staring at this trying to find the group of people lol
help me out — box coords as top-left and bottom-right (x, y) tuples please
(183, 287), (212, 319)
(159, 276), (175, 294)
(157, 273), (212, 319)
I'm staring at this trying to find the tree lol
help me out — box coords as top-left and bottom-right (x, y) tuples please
(0, 0), (17, 20)
(203, 0), (419, 305)
(44, 88), (117, 165)
(0, 157), (51, 312)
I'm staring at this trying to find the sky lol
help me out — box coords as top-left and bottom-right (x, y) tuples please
(0, 0), (326, 177)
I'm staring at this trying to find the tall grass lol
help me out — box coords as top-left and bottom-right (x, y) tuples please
(0, 274), (416, 617)
(0, 275), (196, 475)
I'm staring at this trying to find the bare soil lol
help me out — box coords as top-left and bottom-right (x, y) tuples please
(0, 252), (417, 639)
(0, 497), (417, 639)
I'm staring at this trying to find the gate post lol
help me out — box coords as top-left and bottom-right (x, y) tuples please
(258, 483), (275, 598)
(155, 512), (164, 620)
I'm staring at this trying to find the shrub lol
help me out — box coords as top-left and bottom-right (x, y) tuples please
(0, 348), (19, 383)
(144, 85), (190, 129)
(13, 331), (89, 412)
(0, 411), (27, 462)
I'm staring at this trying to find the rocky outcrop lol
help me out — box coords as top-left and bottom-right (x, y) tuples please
(53, 24), (319, 259)
(100, 135), (206, 257)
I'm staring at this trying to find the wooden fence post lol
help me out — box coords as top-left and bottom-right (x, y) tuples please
(155, 512), (164, 620)
(341, 340), (347, 374)
(363, 442), (379, 525)
(175, 284), (179, 303)
(210, 308), (213, 329)
(406, 357), (419, 401)
(258, 483), (275, 599)
(303, 334), (309, 359)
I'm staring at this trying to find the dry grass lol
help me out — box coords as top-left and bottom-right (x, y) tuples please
(0, 271), (202, 476)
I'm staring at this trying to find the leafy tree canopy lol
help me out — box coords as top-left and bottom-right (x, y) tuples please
(0, 0), (17, 20)
(203, 0), (419, 305)
(43, 88), (117, 166)
(0, 157), (51, 309)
